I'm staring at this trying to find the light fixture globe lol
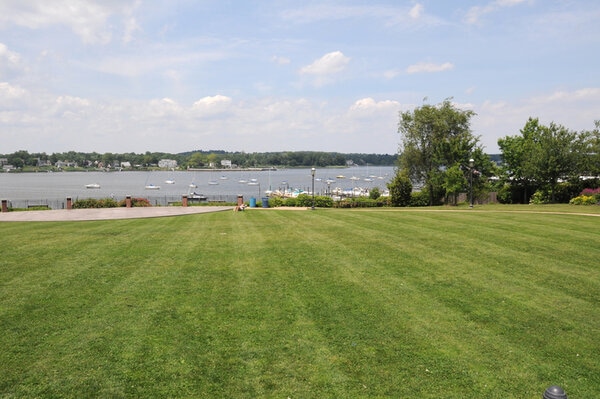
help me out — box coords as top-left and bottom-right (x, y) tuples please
(543, 385), (567, 399)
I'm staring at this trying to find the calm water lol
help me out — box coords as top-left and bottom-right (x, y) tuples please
(0, 167), (395, 207)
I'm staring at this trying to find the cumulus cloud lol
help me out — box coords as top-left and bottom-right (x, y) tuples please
(472, 87), (600, 152)
(300, 51), (350, 75)
(406, 62), (453, 74)
(0, 82), (27, 104)
(299, 51), (350, 86)
(0, 43), (24, 79)
(192, 95), (232, 115)
(350, 98), (400, 113)
(0, 43), (21, 65)
(193, 94), (232, 107)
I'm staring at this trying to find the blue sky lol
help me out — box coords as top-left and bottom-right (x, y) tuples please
(1, 0), (599, 155)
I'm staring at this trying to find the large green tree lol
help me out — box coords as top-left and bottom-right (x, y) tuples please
(499, 118), (591, 203)
(398, 99), (485, 205)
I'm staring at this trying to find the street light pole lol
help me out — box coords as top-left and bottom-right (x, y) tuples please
(469, 158), (474, 208)
(311, 167), (316, 210)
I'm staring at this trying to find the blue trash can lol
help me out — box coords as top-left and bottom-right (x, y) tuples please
(262, 197), (269, 208)
(249, 197), (256, 207)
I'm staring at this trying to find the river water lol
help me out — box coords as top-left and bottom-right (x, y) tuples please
(0, 166), (396, 208)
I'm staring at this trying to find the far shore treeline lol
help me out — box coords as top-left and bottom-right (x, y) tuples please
(0, 150), (398, 171)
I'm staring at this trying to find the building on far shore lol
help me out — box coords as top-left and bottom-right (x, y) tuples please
(158, 159), (178, 169)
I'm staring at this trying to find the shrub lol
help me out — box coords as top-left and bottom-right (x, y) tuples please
(283, 197), (298, 207)
(529, 190), (550, 205)
(369, 187), (381, 200)
(581, 187), (600, 199)
(388, 172), (412, 207)
(581, 188), (599, 195)
(294, 194), (333, 208)
(569, 195), (598, 205)
(72, 198), (119, 209)
(553, 182), (579, 203)
(496, 184), (513, 204)
(333, 197), (385, 208)
(409, 191), (429, 207)
(266, 196), (284, 207)
(112, 197), (152, 207)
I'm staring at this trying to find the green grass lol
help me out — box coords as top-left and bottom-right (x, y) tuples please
(1, 206), (599, 398)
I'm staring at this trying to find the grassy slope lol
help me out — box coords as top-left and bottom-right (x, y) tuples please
(0, 207), (599, 398)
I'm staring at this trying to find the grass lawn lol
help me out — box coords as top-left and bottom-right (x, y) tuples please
(1, 206), (599, 398)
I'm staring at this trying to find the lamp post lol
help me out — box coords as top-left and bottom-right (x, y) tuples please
(469, 158), (474, 208)
(311, 167), (316, 210)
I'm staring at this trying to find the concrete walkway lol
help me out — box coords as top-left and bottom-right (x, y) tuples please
(0, 206), (234, 222)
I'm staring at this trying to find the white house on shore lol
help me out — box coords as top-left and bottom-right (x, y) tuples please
(158, 159), (178, 169)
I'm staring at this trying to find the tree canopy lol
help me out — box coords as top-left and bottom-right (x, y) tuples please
(397, 99), (491, 205)
(498, 118), (599, 203)
(0, 150), (397, 170)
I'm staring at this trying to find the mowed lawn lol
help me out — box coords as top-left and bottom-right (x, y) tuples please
(1, 207), (599, 398)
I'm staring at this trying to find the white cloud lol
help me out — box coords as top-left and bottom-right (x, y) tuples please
(123, 16), (141, 43)
(299, 51), (350, 87)
(472, 87), (600, 153)
(464, 0), (529, 25)
(0, 43), (24, 80)
(0, 82), (27, 102)
(280, 3), (439, 28)
(193, 95), (232, 113)
(300, 51), (350, 76)
(0, 43), (21, 65)
(271, 55), (291, 65)
(350, 98), (400, 113)
(406, 62), (453, 74)
(409, 3), (424, 19)
(56, 95), (90, 108)
(0, 0), (143, 44)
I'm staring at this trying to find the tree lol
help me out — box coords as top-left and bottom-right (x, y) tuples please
(398, 99), (481, 205)
(498, 118), (541, 203)
(579, 120), (600, 178)
(387, 171), (412, 207)
(442, 165), (466, 205)
(369, 186), (381, 200)
(499, 118), (589, 203)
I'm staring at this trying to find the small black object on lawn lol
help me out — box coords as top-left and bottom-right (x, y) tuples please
(543, 385), (567, 399)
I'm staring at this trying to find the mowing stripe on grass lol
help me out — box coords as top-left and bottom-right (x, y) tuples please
(0, 208), (598, 397)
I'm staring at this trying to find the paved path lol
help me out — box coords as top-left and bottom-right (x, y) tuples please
(0, 206), (234, 222)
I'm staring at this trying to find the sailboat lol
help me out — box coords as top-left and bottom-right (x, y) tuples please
(145, 171), (161, 190)
(208, 170), (219, 185)
(189, 173), (198, 188)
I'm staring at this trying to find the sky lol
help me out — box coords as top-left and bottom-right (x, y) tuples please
(1, 0), (599, 155)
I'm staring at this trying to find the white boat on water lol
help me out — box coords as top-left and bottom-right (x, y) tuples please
(85, 183), (101, 189)
(188, 192), (207, 201)
(145, 184), (161, 190)
(165, 179), (175, 184)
